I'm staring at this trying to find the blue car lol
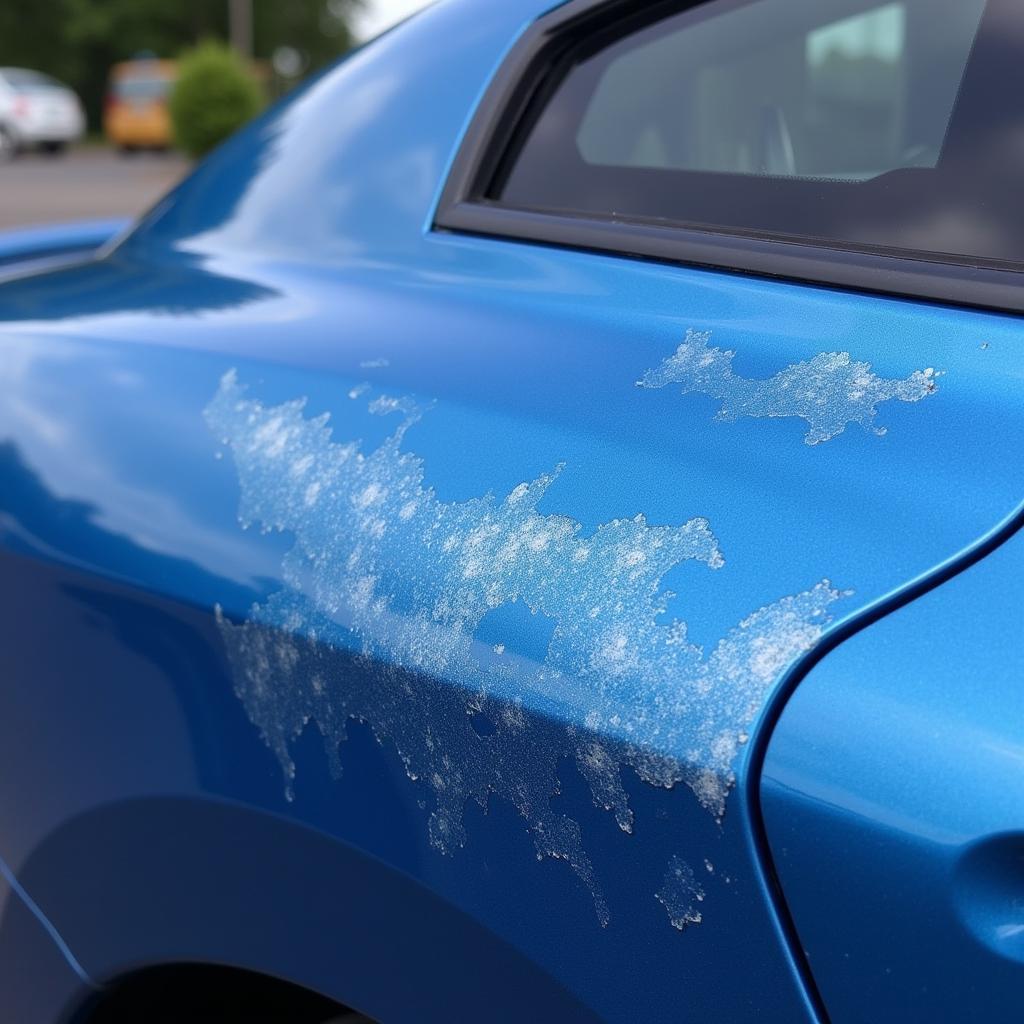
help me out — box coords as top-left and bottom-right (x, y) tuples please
(1, 0), (1022, 1021)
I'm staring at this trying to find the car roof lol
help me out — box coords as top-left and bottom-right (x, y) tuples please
(0, 67), (65, 89)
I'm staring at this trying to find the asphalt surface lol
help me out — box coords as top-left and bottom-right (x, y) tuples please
(0, 147), (190, 230)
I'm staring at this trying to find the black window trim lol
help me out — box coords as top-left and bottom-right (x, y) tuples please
(434, 0), (1024, 316)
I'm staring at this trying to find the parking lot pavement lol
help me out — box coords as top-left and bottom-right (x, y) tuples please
(0, 147), (190, 230)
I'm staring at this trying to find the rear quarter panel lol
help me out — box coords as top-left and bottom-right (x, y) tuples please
(1, 1), (1023, 1020)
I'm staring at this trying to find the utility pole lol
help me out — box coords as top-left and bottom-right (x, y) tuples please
(229, 0), (253, 59)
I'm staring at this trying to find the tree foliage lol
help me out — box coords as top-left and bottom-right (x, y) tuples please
(0, 0), (360, 131)
(169, 41), (263, 158)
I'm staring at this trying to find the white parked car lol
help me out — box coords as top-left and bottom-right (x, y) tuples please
(0, 68), (85, 160)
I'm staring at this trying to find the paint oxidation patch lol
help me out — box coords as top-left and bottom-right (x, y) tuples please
(639, 328), (940, 444)
(656, 856), (705, 931)
(206, 370), (847, 926)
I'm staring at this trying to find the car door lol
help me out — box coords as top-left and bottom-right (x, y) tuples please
(0, 0), (1022, 1021)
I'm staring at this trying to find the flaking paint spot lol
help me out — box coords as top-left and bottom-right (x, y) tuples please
(656, 855), (705, 930)
(638, 328), (941, 444)
(205, 370), (848, 926)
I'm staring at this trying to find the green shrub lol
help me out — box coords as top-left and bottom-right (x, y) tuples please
(170, 41), (263, 158)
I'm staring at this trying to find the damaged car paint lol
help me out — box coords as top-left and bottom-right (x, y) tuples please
(207, 369), (846, 924)
(639, 328), (940, 445)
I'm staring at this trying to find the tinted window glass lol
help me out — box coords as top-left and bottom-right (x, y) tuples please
(494, 0), (1024, 266)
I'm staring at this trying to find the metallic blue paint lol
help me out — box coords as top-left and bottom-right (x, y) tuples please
(0, 871), (95, 1022)
(0, 0), (1021, 1020)
(0, 217), (129, 275)
(762, 522), (1024, 1024)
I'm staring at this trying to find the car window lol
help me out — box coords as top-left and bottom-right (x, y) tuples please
(491, 0), (1024, 266)
(113, 77), (172, 101)
(573, 1), (974, 181)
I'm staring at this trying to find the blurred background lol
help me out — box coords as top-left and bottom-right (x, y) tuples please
(0, 0), (433, 228)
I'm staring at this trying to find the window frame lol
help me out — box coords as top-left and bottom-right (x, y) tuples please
(434, 0), (1024, 315)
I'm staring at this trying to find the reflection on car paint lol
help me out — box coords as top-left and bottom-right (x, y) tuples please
(205, 369), (848, 926)
(638, 328), (940, 444)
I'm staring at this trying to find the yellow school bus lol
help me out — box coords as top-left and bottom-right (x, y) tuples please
(104, 59), (177, 150)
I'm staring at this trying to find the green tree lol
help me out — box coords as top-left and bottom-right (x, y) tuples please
(169, 41), (263, 158)
(0, 0), (361, 132)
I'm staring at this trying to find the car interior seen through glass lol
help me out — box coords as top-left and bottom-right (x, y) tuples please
(493, 0), (1024, 268)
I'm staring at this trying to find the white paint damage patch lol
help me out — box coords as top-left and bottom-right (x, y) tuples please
(656, 855), (705, 930)
(205, 370), (848, 926)
(638, 328), (940, 445)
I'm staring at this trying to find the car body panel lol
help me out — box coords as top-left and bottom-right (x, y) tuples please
(0, 1), (1022, 1019)
(0, 868), (94, 1022)
(762, 519), (1024, 1024)
(0, 218), (128, 278)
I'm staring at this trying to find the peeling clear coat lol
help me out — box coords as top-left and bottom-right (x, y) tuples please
(206, 370), (846, 922)
(639, 328), (940, 444)
(0, 0), (1022, 1020)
